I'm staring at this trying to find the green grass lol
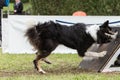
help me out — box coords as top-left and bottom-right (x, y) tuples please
(0, 49), (120, 80)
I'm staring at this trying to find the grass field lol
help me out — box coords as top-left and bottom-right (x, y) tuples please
(0, 49), (120, 80)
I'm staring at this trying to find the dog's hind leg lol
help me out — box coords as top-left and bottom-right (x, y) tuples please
(41, 58), (52, 64)
(33, 39), (58, 74)
(33, 51), (52, 74)
(35, 52), (51, 64)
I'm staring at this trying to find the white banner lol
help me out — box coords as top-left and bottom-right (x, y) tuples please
(2, 15), (120, 54)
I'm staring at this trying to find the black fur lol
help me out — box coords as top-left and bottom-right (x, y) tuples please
(25, 21), (115, 57)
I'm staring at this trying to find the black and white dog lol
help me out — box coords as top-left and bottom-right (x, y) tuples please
(25, 20), (118, 73)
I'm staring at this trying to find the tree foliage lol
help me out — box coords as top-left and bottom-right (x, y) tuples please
(30, 0), (120, 15)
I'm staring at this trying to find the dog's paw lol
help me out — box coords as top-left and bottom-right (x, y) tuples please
(38, 69), (46, 74)
(98, 51), (107, 57)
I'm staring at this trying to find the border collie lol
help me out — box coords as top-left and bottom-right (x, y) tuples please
(25, 20), (118, 73)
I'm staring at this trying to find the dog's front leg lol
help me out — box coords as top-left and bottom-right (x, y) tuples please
(85, 51), (107, 57)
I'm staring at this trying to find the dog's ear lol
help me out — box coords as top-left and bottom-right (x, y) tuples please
(100, 20), (109, 28)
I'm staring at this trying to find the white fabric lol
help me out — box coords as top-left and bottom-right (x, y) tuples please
(2, 15), (120, 54)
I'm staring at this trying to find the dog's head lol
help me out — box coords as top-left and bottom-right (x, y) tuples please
(97, 20), (118, 44)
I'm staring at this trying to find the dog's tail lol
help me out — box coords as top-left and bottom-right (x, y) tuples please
(25, 23), (42, 50)
(25, 21), (47, 38)
(25, 21), (47, 39)
(25, 21), (55, 50)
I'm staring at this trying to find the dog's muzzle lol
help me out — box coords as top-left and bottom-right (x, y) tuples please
(105, 31), (118, 40)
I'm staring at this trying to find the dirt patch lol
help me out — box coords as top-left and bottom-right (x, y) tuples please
(1, 66), (119, 77)
(0, 67), (90, 77)
(0, 70), (38, 77)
